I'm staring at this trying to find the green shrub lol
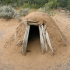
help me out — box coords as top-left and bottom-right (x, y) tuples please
(22, 3), (30, 8)
(22, 3), (38, 9)
(0, 5), (18, 19)
(30, 4), (38, 9)
(58, 0), (67, 8)
(43, 0), (59, 10)
(0, 5), (22, 21)
(66, 0), (70, 10)
(19, 8), (29, 16)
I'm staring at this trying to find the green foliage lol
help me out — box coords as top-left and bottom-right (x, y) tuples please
(44, 0), (59, 9)
(0, 0), (70, 10)
(22, 3), (30, 8)
(42, 0), (59, 15)
(0, 5), (29, 21)
(0, 5), (20, 21)
(19, 8), (29, 16)
(22, 3), (38, 9)
(0, 5), (17, 19)
(57, 0), (70, 10)
(58, 0), (67, 8)
(66, 0), (70, 10)
(30, 4), (38, 8)
(0, 0), (48, 8)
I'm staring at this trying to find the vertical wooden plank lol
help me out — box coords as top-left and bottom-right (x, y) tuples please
(43, 25), (48, 52)
(39, 25), (45, 54)
(22, 25), (30, 55)
(45, 29), (54, 53)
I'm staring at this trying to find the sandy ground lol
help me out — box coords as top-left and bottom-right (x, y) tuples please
(0, 11), (70, 70)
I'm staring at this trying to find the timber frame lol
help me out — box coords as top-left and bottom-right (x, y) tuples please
(16, 12), (66, 55)
(22, 23), (54, 55)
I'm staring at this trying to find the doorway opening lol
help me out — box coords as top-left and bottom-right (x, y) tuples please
(27, 25), (40, 52)
(28, 25), (40, 42)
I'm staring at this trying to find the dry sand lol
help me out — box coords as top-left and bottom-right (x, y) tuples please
(0, 11), (70, 70)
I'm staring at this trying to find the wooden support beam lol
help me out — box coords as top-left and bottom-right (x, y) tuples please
(27, 20), (38, 23)
(22, 25), (30, 55)
(45, 29), (54, 54)
(43, 25), (48, 52)
(28, 23), (38, 26)
(39, 25), (45, 54)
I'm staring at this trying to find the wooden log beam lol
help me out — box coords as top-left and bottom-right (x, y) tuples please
(22, 25), (30, 55)
(27, 20), (38, 23)
(43, 25), (48, 52)
(39, 25), (45, 54)
(28, 23), (38, 26)
(45, 28), (54, 54)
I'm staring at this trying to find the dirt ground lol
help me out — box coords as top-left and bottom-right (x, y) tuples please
(0, 10), (70, 70)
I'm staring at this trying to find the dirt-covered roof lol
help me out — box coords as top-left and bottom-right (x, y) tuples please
(16, 12), (65, 50)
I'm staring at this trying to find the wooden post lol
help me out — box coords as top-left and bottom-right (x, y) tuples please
(39, 25), (45, 54)
(22, 25), (30, 55)
(43, 25), (48, 52)
(45, 28), (54, 53)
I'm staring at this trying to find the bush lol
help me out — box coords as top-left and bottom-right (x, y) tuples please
(0, 5), (18, 19)
(30, 4), (38, 9)
(22, 3), (30, 8)
(66, 0), (70, 10)
(43, 0), (59, 10)
(19, 8), (29, 16)
(0, 5), (22, 21)
(22, 3), (38, 9)
(58, 0), (67, 8)
(67, 5), (70, 10)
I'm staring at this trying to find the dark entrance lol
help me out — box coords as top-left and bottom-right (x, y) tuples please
(28, 25), (40, 42)
(27, 25), (40, 53)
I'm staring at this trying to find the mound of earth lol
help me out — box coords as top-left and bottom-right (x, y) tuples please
(0, 11), (70, 70)
(16, 12), (66, 54)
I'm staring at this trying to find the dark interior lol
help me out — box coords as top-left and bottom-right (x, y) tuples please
(28, 25), (40, 42)
(27, 25), (40, 53)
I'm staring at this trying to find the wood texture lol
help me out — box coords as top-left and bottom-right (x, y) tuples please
(39, 25), (45, 54)
(22, 25), (30, 55)
(45, 28), (54, 53)
(28, 23), (38, 26)
(43, 25), (48, 52)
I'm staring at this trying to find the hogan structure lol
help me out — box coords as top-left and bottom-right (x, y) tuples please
(15, 12), (66, 55)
